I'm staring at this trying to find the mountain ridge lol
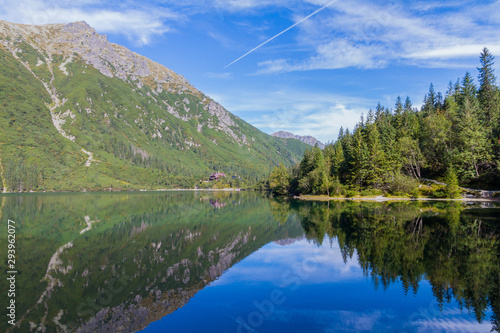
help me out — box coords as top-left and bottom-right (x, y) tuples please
(0, 19), (309, 191)
(271, 131), (325, 149)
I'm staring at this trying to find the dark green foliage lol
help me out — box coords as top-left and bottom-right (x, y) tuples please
(268, 163), (291, 195)
(478, 48), (500, 125)
(274, 48), (500, 196)
(0, 191), (305, 332)
(444, 168), (461, 198)
(293, 200), (500, 327)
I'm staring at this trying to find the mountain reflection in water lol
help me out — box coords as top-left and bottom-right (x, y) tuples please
(0, 192), (498, 332)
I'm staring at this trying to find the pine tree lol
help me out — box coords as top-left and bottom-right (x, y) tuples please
(269, 164), (290, 195)
(477, 47), (500, 125)
(330, 142), (345, 177)
(365, 123), (386, 187)
(394, 96), (404, 137)
(311, 147), (329, 194)
(460, 72), (477, 106)
(404, 96), (413, 113)
(350, 127), (370, 185)
(422, 84), (437, 115)
(444, 168), (461, 198)
(455, 100), (492, 179)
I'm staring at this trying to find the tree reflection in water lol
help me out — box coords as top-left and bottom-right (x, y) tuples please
(290, 200), (500, 331)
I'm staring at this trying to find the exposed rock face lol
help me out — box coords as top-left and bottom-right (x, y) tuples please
(0, 19), (248, 146)
(0, 20), (188, 90)
(74, 228), (254, 333)
(0, 19), (310, 191)
(272, 131), (325, 149)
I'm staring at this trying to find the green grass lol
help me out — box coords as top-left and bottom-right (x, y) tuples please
(0, 46), (310, 192)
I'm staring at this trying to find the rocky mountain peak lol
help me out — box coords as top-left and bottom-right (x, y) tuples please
(271, 131), (325, 149)
(0, 19), (310, 193)
(0, 19), (192, 94)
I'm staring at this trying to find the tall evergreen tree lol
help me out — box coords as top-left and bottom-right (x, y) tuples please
(455, 100), (492, 179)
(365, 123), (386, 186)
(277, 48), (500, 196)
(422, 84), (437, 115)
(477, 47), (499, 125)
(394, 96), (404, 137)
(460, 72), (477, 107)
(350, 127), (370, 185)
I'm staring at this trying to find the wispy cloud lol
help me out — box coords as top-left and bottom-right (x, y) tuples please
(254, 0), (500, 73)
(224, 0), (339, 68)
(0, 0), (182, 45)
(205, 72), (234, 79)
(208, 88), (373, 143)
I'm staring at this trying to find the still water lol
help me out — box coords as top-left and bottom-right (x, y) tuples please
(0, 191), (499, 332)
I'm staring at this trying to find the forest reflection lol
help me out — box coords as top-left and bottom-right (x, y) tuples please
(277, 198), (500, 331)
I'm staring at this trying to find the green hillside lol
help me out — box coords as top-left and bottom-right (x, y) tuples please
(0, 20), (309, 192)
(267, 48), (500, 197)
(0, 192), (303, 332)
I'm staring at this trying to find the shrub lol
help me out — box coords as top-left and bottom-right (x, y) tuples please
(444, 168), (461, 199)
(386, 173), (418, 196)
(345, 186), (359, 198)
(360, 188), (383, 197)
(329, 177), (345, 196)
(432, 190), (447, 198)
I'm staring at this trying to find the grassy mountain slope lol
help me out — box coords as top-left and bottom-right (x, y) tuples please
(0, 20), (309, 191)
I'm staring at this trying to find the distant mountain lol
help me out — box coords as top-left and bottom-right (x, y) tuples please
(0, 20), (310, 191)
(271, 131), (325, 149)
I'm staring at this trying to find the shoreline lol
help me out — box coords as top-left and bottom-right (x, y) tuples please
(0, 189), (498, 203)
(294, 195), (500, 203)
(0, 188), (249, 195)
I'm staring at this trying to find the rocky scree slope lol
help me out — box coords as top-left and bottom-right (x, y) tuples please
(0, 20), (309, 191)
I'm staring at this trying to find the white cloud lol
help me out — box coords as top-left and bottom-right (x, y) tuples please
(211, 238), (364, 286)
(0, 0), (182, 45)
(205, 72), (234, 79)
(258, 40), (389, 74)
(212, 0), (289, 12)
(207, 88), (372, 143)
(253, 0), (500, 73)
(407, 45), (500, 60)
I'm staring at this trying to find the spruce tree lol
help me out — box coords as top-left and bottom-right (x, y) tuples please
(477, 47), (499, 125)
(455, 99), (491, 179)
(365, 123), (386, 187)
(444, 168), (461, 199)
(422, 84), (437, 115)
(460, 72), (477, 106)
(394, 96), (404, 137)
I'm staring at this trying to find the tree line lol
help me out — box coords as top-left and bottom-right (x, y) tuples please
(267, 48), (500, 197)
(2, 158), (41, 192)
(285, 199), (500, 330)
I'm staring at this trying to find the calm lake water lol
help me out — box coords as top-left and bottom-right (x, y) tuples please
(0, 192), (499, 332)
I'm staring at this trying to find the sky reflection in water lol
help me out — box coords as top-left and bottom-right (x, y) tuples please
(145, 236), (493, 333)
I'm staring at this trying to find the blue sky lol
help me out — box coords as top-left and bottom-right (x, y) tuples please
(1, 0), (500, 143)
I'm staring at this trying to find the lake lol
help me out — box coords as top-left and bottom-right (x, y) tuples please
(0, 192), (499, 332)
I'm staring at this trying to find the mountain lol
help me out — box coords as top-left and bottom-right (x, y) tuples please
(0, 192), (304, 332)
(0, 20), (309, 192)
(271, 131), (325, 149)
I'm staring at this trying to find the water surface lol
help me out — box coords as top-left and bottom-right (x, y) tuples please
(0, 192), (498, 332)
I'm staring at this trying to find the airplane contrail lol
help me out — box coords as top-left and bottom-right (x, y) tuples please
(224, 0), (340, 69)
